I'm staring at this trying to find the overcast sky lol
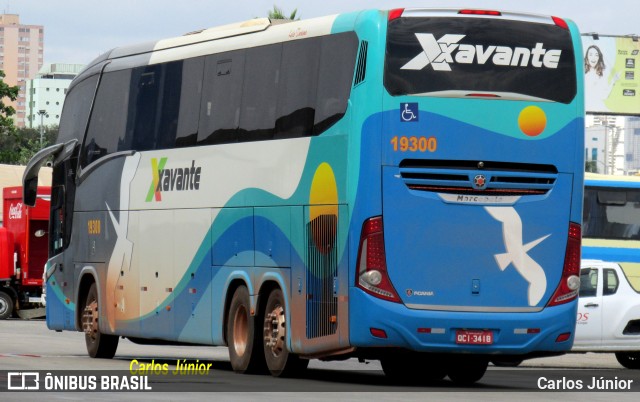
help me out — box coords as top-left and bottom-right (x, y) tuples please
(3, 0), (639, 65)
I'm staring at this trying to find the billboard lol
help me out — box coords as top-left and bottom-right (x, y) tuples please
(582, 35), (640, 115)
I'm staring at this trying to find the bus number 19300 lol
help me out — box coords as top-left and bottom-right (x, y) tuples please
(391, 136), (437, 153)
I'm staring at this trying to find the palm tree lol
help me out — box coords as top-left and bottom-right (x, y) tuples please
(268, 5), (299, 20)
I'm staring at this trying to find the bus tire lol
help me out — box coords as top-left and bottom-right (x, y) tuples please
(615, 352), (640, 369)
(82, 283), (119, 358)
(447, 356), (488, 385)
(226, 285), (265, 373)
(0, 291), (14, 320)
(262, 288), (308, 377)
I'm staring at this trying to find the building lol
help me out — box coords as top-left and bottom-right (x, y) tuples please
(585, 125), (606, 174)
(586, 115), (640, 176)
(625, 117), (640, 175)
(26, 63), (84, 128)
(0, 13), (44, 128)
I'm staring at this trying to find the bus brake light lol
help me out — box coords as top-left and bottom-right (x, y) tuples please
(458, 9), (502, 16)
(356, 217), (401, 303)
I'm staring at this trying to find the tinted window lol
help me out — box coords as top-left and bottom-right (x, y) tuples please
(175, 58), (204, 147)
(57, 75), (98, 144)
(239, 44), (282, 142)
(82, 59), (204, 167)
(276, 37), (320, 139)
(583, 187), (640, 240)
(314, 33), (358, 134)
(385, 17), (577, 103)
(81, 69), (130, 168)
(126, 64), (164, 151)
(198, 50), (245, 145)
(81, 32), (358, 162)
(127, 60), (200, 151)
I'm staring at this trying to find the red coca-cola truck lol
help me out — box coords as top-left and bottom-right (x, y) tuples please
(0, 186), (49, 319)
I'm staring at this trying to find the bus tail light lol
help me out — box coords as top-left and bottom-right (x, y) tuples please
(547, 223), (581, 306)
(552, 16), (569, 30)
(356, 217), (400, 303)
(388, 8), (404, 21)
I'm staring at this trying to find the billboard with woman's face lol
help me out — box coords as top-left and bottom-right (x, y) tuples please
(582, 35), (640, 115)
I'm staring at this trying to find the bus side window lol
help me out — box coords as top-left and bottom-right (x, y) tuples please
(239, 43), (281, 142)
(275, 37), (320, 139)
(174, 57), (204, 148)
(198, 50), (245, 145)
(313, 33), (358, 135)
(81, 69), (131, 168)
(49, 183), (65, 255)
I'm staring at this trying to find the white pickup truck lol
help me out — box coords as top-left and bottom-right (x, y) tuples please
(573, 260), (640, 369)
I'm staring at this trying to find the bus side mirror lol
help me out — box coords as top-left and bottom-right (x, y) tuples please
(22, 143), (64, 206)
(24, 177), (38, 207)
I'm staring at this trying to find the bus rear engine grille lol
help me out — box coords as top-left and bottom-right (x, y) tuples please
(399, 161), (557, 196)
(406, 185), (548, 196)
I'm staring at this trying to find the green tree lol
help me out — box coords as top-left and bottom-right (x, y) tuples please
(0, 125), (58, 165)
(268, 5), (299, 20)
(585, 160), (598, 173)
(0, 69), (19, 137)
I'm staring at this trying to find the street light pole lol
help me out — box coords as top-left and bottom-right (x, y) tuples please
(38, 109), (46, 148)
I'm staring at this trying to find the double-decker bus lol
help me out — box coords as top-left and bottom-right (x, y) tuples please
(24, 8), (584, 384)
(583, 173), (640, 289)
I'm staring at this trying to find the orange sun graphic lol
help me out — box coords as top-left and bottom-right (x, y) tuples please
(518, 106), (547, 137)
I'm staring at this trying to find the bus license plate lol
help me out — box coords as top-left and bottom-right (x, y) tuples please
(455, 330), (493, 345)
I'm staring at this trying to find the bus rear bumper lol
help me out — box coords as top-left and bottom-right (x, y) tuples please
(349, 289), (577, 355)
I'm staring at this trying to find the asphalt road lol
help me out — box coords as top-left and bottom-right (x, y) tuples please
(0, 319), (637, 401)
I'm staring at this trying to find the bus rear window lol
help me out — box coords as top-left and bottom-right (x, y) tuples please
(385, 17), (577, 103)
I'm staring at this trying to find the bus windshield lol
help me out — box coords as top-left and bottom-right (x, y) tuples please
(385, 16), (577, 103)
(584, 187), (640, 240)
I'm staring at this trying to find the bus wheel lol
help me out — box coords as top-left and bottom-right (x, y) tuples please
(447, 356), (488, 385)
(381, 355), (447, 383)
(0, 291), (14, 320)
(263, 288), (308, 377)
(226, 286), (264, 373)
(615, 352), (640, 369)
(81, 283), (119, 358)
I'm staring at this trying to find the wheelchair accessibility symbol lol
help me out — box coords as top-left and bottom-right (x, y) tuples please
(401, 103), (419, 122)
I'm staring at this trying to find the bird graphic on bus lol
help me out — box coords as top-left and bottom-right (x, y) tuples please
(485, 206), (550, 306)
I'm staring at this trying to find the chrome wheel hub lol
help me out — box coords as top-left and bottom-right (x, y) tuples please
(264, 305), (285, 357)
(0, 299), (7, 316)
(82, 300), (98, 339)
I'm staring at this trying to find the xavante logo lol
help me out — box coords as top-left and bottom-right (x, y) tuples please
(401, 34), (562, 71)
(146, 158), (202, 202)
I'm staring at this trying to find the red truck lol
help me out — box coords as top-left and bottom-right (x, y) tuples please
(0, 186), (49, 319)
